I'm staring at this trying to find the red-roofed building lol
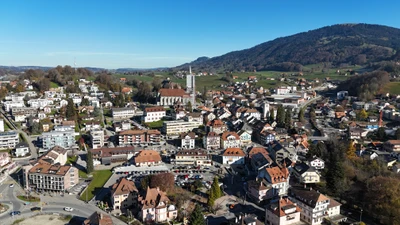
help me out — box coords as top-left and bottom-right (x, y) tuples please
(265, 197), (301, 225)
(222, 148), (245, 164)
(157, 89), (189, 106)
(258, 165), (290, 198)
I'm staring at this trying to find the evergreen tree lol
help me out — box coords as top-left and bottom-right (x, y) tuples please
(276, 105), (285, 127)
(285, 108), (292, 129)
(189, 204), (206, 225)
(298, 108), (305, 123)
(81, 97), (90, 106)
(396, 128), (400, 140)
(377, 127), (386, 140)
(207, 188), (215, 208)
(269, 110), (275, 123)
(86, 150), (94, 174)
(325, 141), (346, 196)
(66, 98), (76, 121)
(93, 106), (101, 118)
(211, 176), (222, 198)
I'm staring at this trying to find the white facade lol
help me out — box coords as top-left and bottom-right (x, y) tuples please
(222, 155), (244, 165)
(90, 128), (104, 149)
(162, 120), (202, 135)
(0, 131), (19, 149)
(181, 135), (195, 150)
(143, 108), (166, 123)
(0, 119), (4, 132)
(3, 101), (25, 112)
(28, 99), (53, 109)
(309, 158), (325, 170)
(112, 108), (136, 119)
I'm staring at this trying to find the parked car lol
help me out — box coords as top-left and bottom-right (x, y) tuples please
(9, 184), (14, 188)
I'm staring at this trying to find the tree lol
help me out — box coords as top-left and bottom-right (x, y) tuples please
(66, 98), (76, 121)
(211, 176), (222, 199)
(377, 127), (386, 140)
(140, 175), (152, 190)
(151, 78), (162, 92)
(396, 128), (400, 140)
(346, 141), (356, 158)
(298, 108), (305, 123)
(137, 82), (152, 103)
(285, 108), (292, 129)
(30, 122), (41, 135)
(325, 141), (347, 196)
(187, 101), (193, 112)
(357, 109), (368, 121)
(269, 109), (275, 123)
(93, 106), (101, 118)
(189, 204), (206, 225)
(81, 97), (90, 106)
(276, 105), (285, 127)
(149, 173), (175, 192)
(86, 150), (94, 174)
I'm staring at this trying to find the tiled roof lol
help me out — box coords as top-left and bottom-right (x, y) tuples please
(112, 178), (138, 196)
(266, 166), (289, 184)
(159, 88), (186, 97)
(139, 187), (170, 210)
(90, 146), (136, 158)
(119, 129), (160, 135)
(176, 149), (208, 157)
(180, 132), (196, 139)
(83, 212), (114, 225)
(222, 148), (245, 157)
(248, 147), (269, 159)
(269, 198), (301, 217)
(207, 132), (219, 137)
(206, 119), (224, 127)
(29, 163), (72, 176)
(135, 150), (161, 163)
(387, 140), (400, 145)
(145, 106), (165, 112)
(221, 131), (240, 141)
(290, 187), (330, 208)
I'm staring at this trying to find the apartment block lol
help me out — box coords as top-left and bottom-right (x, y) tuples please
(42, 127), (76, 150)
(0, 131), (19, 150)
(162, 120), (202, 135)
(112, 108), (135, 120)
(90, 128), (104, 149)
(118, 129), (161, 146)
(174, 149), (211, 166)
(143, 106), (166, 123)
(111, 178), (138, 212)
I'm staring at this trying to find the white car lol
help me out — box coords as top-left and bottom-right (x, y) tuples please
(63, 207), (74, 212)
(9, 184), (14, 188)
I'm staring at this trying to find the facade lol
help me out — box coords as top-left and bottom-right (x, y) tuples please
(162, 120), (202, 135)
(157, 88), (188, 106)
(0, 131), (19, 150)
(3, 101), (25, 112)
(180, 132), (196, 149)
(91, 147), (136, 165)
(265, 197), (302, 225)
(206, 119), (227, 134)
(293, 163), (320, 184)
(111, 178), (138, 211)
(112, 108), (136, 120)
(13, 142), (30, 157)
(289, 187), (344, 225)
(138, 187), (178, 223)
(90, 128), (105, 149)
(174, 149), (211, 166)
(247, 147), (273, 171)
(27, 99), (53, 108)
(258, 165), (290, 199)
(221, 131), (241, 149)
(203, 132), (220, 150)
(222, 148), (245, 164)
(134, 150), (162, 167)
(143, 106), (166, 123)
(0, 118), (3, 132)
(383, 140), (400, 152)
(118, 130), (161, 146)
(42, 128), (76, 150)
(238, 130), (252, 147)
(113, 120), (131, 132)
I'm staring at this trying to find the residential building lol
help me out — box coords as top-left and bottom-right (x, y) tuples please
(238, 130), (252, 147)
(289, 187), (345, 225)
(308, 157), (325, 170)
(13, 142), (30, 157)
(90, 128), (105, 149)
(134, 150), (162, 167)
(203, 132), (220, 150)
(83, 212), (114, 225)
(174, 149), (211, 166)
(171, 109), (186, 120)
(0, 131), (19, 150)
(221, 131), (241, 149)
(383, 140), (400, 152)
(265, 197), (302, 225)
(180, 132), (196, 149)
(254, 165), (290, 200)
(0, 152), (10, 167)
(91, 147), (136, 165)
(12, 113), (26, 122)
(113, 120), (131, 132)
(348, 127), (368, 140)
(11, 107), (37, 116)
(118, 130), (161, 146)
(3, 101), (25, 112)
(185, 112), (203, 123)
(138, 187), (178, 222)
(162, 120), (202, 135)
(111, 178), (138, 212)
(268, 141), (298, 163)
(157, 88), (189, 106)
(27, 99), (53, 108)
(293, 163), (320, 184)
(112, 108), (136, 120)
(42, 127), (76, 150)
(143, 106), (166, 123)
(0, 119), (3, 132)
(222, 148), (245, 164)
(206, 119), (227, 134)
(247, 147), (273, 171)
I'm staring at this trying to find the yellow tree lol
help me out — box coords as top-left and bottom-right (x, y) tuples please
(346, 141), (356, 158)
(358, 109), (368, 120)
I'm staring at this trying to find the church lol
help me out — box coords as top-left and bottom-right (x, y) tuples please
(157, 88), (190, 106)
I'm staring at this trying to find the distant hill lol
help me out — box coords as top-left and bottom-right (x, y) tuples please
(177, 23), (400, 72)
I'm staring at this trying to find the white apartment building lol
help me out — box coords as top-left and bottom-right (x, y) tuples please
(143, 106), (166, 123)
(0, 119), (4, 132)
(5, 94), (24, 102)
(0, 131), (19, 150)
(28, 99), (53, 109)
(3, 101), (25, 112)
(90, 128), (104, 149)
(174, 149), (211, 166)
(42, 127), (76, 150)
(112, 108), (136, 120)
(180, 132), (196, 149)
(162, 120), (202, 135)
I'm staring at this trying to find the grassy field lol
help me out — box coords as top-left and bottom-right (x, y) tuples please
(50, 82), (59, 88)
(80, 170), (112, 202)
(381, 82), (400, 95)
(145, 120), (164, 129)
(17, 195), (40, 202)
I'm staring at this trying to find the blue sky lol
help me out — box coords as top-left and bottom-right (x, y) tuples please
(1, 0), (400, 69)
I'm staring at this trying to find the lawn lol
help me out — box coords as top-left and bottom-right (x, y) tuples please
(66, 155), (78, 165)
(79, 170), (112, 202)
(17, 195), (40, 202)
(50, 82), (60, 88)
(79, 170), (88, 178)
(145, 120), (164, 129)
(381, 82), (400, 95)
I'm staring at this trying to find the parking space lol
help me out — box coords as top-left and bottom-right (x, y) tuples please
(67, 180), (90, 196)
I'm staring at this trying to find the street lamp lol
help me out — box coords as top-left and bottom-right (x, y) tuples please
(360, 208), (363, 223)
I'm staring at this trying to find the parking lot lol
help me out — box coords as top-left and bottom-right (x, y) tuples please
(67, 180), (90, 196)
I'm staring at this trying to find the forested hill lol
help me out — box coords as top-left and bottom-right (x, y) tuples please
(177, 23), (400, 72)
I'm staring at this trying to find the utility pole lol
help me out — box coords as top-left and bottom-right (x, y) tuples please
(360, 208), (363, 223)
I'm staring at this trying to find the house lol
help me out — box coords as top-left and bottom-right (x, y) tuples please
(83, 212), (114, 225)
(134, 150), (162, 167)
(308, 156), (325, 170)
(352, 101), (365, 110)
(138, 187), (178, 223)
(265, 197), (302, 225)
(368, 116), (378, 123)
(13, 142), (30, 157)
(206, 119), (227, 134)
(180, 132), (196, 149)
(221, 131), (241, 149)
(203, 132), (220, 150)
(289, 187), (345, 225)
(383, 140), (400, 152)
(111, 177), (138, 212)
(222, 148), (245, 165)
(268, 141), (298, 163)
(348, 127), (368, 140)
(238, 130), (252, 147)
(259, 165), (290, 198)
(171, 108), (186, 120)
(143, 106), (166, 123)
(293, 162), (320, 184)
(247, 147), (273, 171)
(121, 87), (132, 94)
(91, 147), (136, 165)
(174, 149), (211, 166)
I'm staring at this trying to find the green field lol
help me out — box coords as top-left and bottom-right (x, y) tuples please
(80, 170), (112, 202)
(145, 120), (164, 129)
(50, 82), (60, 88)
(381, 82), (400, 95)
